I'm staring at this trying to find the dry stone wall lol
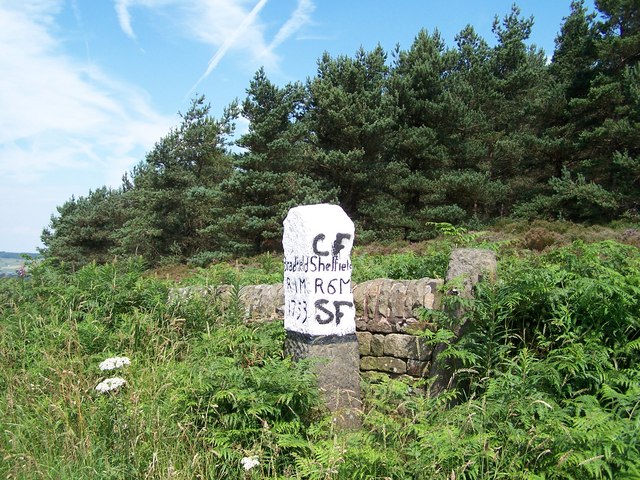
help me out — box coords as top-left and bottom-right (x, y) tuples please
(352, 278), (442, 380)
(170, 277), (443, 380)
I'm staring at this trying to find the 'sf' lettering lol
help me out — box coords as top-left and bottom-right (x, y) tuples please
(333, 301), (353, 326)
(314, 299), (334, 324)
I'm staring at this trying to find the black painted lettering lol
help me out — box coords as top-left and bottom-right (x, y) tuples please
(333, 301), (353, 326)
(312, 234), (329, 256)
(315, 299), (334, 324)
(340, 278), (351, 294)
(296, 300), (308, 323)
(332, 233), (351, 256)
(315, 277), (324, 294)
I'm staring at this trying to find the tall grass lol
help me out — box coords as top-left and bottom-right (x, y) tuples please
(0, 258), (320, 479)
(1, 236), (639, 478)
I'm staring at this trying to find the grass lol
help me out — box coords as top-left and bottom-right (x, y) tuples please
(1, 220), (639, 478)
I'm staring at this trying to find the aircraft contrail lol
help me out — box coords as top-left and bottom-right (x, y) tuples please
(185, 0), (268, 99)
(269, 0), (314, 50)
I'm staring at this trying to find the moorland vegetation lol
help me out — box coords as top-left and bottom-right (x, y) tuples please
(2, 1), (639, 478)
(1, 227), (639, 478)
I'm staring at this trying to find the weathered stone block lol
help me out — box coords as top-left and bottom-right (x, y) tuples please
(407, 359), (430, 377)
(371, 334), (385, 356)
(355, 317), (368, 331)
(360, 356), (407, 374)
(364, 316), (393, 333)
(353, 278), (443, 332)
(446, 249), (497, 299)
(383, 333), (414, 357)
(429, 248), (498, 397)
(239, 284), (284, 320)
(411, 337), (432, 361)
(355, 331), (372, 355)
(383, 333), (431, 361)
(285, 332), (361, 427)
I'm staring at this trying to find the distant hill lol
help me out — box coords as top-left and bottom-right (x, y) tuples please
(0, 251), (37, 259)
(0, 252), (39, 278)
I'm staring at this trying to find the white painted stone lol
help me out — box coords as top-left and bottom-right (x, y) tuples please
(283, 204), (355, 336)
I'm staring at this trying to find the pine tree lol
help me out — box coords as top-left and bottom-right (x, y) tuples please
(305, 46), (393, 233)
(41, 187), (128, 269)
(552, 0), (639, 217)
(487, 5), (553, 205)
(211, 69), (335, 255)
(119, 95), (235, 263)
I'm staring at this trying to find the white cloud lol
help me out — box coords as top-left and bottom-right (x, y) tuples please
(187, 0), (270, 96)
(114, 0), (275, 61)
(0, 0), (317, 251)
(113, 0), (315, 92)
(0, 2), (173, 250)
(114, 0), (136, 39)
(0, 3), (172, 183)
(270, 0), (315, 49)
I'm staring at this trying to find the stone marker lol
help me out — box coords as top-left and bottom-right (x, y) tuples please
(283, 204), (361, 428)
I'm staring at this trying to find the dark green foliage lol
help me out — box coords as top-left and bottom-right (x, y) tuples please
(41, 187), (128, 270)
(2, 238), (640, 478)
(119, 95), (236, 262)
(514, 167), (620, 221)
(41, 2), (640, 269)
(211, 69), (337, 256)
(545, 0), (640, 218)
(305, 46), (393, 232)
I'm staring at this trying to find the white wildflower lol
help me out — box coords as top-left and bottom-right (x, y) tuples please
(96, 377), (127, 393)
(99, 356), (131, 371)
(240, 456), (260, 471)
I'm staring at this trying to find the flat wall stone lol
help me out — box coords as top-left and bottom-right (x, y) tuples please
(371, 334), (385, 356)
(360, 356), (407, 374)
(383, 333), (431, 361)
(446, 248), (497, 299)
(356, 331), (372, 355)
(407, 359), (430, 377)
(239, 284), (284, 320)
(168, 285), (226, 303)
(169, 247), (499, 389)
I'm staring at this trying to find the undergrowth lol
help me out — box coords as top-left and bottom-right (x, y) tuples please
(1, 234), (639, 478)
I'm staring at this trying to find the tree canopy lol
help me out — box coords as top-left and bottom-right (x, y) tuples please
(42, 1), (640, 267)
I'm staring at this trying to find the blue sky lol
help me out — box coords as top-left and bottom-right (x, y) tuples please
(0, 0), (596, 253)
